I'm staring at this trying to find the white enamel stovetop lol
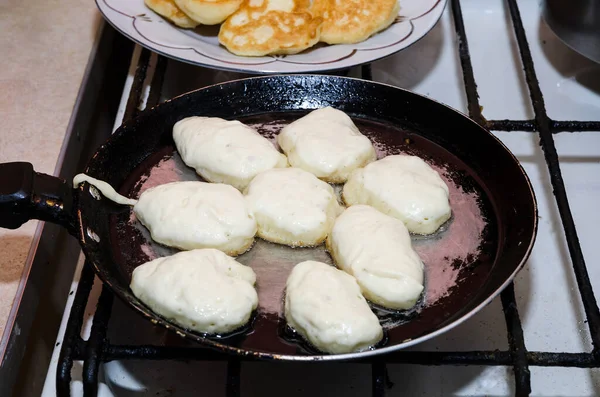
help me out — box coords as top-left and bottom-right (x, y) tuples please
(41, 0), (600, 395)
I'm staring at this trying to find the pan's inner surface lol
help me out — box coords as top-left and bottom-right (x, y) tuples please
(110, 111), (498, 356)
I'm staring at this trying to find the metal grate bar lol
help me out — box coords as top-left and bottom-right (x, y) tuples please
(527, 352), (597, 367)
(82, 285), (114, 396)
(123, 48), (152, 121)
(56, 263), (97, 396)
(552, 120), (600, 133)
(362, 64), (373, 81)
(372, 361), (388, 397)
(101, 345), (599, 367)
(146, 54), (168, 110)
(486, 120), (600, 132)
(486, 120), (536, 131)
(505, 0), (600, 356)
(450, 0), (485, 127)
(226, 359), (242, 397)
(501, 285), (531, 396)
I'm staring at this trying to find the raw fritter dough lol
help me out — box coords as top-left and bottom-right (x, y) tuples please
(284, 260), (383, 354)
(326, 205), (424, 309)
(145, 0), (200, 28)
(218, 0), (322, 56)
(173, 0), (243, 24)
(73, 174), (137, 206)
(130, 249), (258, 334)
(343, 154), (451, 235)
(134, 181), (257, 255)
(310, 0), (400, 44)
(173, 116), (288, 191)
(277, 107), (377, 183)
(244, 167), (342, 247)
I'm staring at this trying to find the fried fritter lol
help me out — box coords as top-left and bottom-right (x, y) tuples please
(311, 0), (400, 44)
(144, 0), (199, 28)
(218, 0), (322, 56)
(174, 0), (243, 25)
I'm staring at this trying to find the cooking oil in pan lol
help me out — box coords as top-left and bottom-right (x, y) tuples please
(114, 112), (495, 355)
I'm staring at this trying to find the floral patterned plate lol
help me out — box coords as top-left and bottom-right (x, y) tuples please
(96, 0), (447, 74)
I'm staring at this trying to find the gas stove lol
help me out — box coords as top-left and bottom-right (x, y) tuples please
(9, 0), (600, 395)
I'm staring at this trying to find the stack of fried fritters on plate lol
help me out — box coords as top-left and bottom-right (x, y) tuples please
(145, 0), (400, 56)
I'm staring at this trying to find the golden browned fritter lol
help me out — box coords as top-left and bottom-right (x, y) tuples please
(311, 0), (400, 44)
(218, 0), (323, 57)
(174, 0), (244, 25)
(144, 0), (199, 28)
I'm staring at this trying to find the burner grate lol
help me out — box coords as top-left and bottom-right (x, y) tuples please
(56, 0), (600, 395)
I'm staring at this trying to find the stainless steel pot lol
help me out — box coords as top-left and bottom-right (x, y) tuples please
(543, 0), (600, 63)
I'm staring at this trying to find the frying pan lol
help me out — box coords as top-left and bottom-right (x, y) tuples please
(0, 75), (537, 361)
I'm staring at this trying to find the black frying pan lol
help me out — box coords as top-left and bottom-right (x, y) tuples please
(0, 75), (537, 360)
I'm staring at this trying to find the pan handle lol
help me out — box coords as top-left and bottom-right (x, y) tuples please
(0, 162), (77, 235)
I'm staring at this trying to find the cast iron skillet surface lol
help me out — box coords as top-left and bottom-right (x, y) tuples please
(74, 75), (537, 360)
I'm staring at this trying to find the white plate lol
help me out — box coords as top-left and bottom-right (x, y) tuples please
(96, 0), (447, 74)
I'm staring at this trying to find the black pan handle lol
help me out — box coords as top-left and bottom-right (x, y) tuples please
(0, 162), (77, 235)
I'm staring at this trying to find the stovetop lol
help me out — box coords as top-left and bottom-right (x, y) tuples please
(26, 0), (600, 395)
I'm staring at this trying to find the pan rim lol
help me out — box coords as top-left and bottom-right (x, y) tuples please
(81, 74), (539, 361)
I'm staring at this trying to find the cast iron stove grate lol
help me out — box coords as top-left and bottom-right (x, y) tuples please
(55, 0), (600, 395)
